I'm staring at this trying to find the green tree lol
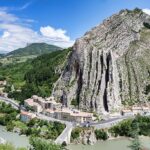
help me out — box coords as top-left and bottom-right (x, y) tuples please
(0, 143), (27, 150)
(71, 127), (82, 140)
(129, 120), (142, 150)
(95, 129), (108, 140)
(29, 137), (63, 150)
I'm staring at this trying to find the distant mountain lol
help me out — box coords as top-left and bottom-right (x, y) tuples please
(6, 43), (62, 57)
(0, 54), (5, 58)
(0, 51), (7, 57)
(0, 51), (7, 54)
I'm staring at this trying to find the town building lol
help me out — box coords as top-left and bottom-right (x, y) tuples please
(44, 108), (94, 123)
(142, 106), (150, 114)
(24, 95), (94, 123)
(24, 96), (61, 113)
(44, 109), (54, 118)
(109, 112), (121, 118)
(0, 80), (7, 86)
(121, 109), (134, 116)
(20, 111), (36, 123)
(70, 111), (93, 123)
(24, 98), (43, 113)
(132, 106), (143, 115)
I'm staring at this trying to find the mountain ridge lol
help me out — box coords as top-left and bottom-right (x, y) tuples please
(6, 43), (62, 57)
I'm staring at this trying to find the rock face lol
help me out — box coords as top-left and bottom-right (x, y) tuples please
(72, 128), (97, 145)
(82, 130), (97, 145)
(53, 9), (150, 115)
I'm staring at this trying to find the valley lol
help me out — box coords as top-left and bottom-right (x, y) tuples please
(0, 7), (150, 150)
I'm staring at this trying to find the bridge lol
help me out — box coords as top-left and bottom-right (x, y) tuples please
(55, 122), (73, 145)
(37, 113), (73, 145)
(0, 96), (73, 145)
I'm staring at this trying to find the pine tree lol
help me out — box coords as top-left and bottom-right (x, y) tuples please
(129, 119), (142, 150)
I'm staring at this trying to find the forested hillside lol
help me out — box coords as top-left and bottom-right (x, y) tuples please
(0, 48), (71, 103)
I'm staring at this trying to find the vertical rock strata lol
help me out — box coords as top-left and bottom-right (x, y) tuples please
(53, 9), (150, 115)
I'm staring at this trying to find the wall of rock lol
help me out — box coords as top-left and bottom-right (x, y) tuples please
(53, 9), (150, 115)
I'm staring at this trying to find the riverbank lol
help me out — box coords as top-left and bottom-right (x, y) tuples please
(0, 124), (150, 150)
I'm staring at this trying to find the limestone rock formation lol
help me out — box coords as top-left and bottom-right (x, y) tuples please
(71, 128), (97, 145)
(53, 8), (150, 115)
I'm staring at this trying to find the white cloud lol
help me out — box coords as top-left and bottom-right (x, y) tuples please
(142, 8), (150, 15)
(0, 10), (18, 22)
(2, 31), (10, 38)
(40, 26), (70, 41)
(0, 9), (74, 52)
(19, 2), (32, 10)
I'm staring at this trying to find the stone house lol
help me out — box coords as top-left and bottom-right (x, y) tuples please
(121, 109), (134, 116)
(20, 111), (36, 123)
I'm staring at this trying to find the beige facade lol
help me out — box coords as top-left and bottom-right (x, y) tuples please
(141, 106), (150, 115)
(45, 109), (54, 118)
(25, 96), (94, 123)
(24, 98), (43, 113)
(44, 108), (93, 123)
(24, 96), (61, 112)
(132, 106), (143, 115)
(121, 109), (133, 116)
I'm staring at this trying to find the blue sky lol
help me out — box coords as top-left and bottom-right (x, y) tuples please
(0, 0), (150, 52)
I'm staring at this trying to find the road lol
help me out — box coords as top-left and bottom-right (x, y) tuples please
(0, 96), (74, 144)
(90, 116), (132, 129)
(37, 113), (71, 125)
(0, 96), (149, 144)
(37, 113), (74, 144)
(55, 122), (73, 144)
(0, 96), (19, 110)
(0, 96), (131, 128)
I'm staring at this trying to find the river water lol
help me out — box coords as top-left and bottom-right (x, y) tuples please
(67, 137), (150, 150)
(0, 125), (29, 148)
(0, 125), (150, 150)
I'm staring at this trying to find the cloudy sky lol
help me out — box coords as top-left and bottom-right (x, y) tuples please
(0, 0), (150, 52)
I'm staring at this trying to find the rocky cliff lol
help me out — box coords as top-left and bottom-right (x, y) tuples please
(53, 8), (150, 115)
(72, 128), (97, 145)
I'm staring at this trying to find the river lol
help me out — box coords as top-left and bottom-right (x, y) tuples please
(0, 125), (150, 150)
(0, 125), (29, 148)
(67, 137), (150, 150)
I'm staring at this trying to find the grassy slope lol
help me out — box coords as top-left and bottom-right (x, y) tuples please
(0, 55), (37, 65)
(0, 43), (62, 66)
